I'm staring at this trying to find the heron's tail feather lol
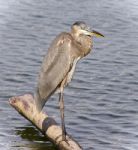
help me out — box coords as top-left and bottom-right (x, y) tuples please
(34, 88), (46, 113)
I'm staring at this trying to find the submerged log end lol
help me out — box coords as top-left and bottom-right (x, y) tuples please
(9, 94), (82, 150)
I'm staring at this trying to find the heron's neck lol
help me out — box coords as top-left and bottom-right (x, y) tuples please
(71, 33), (93, 57)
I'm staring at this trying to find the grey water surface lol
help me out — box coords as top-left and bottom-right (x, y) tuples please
(0, 0), (138, 150)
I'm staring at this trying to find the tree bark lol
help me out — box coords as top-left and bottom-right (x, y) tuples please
(9, 94), (82, 150)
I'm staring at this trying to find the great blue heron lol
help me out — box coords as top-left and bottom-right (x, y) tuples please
(35, 21), (104, 141)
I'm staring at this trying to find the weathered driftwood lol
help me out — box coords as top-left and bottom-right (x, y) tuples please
(9, 94), (82, 150)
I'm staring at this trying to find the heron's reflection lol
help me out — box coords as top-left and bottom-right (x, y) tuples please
(14, 125), (56, 150)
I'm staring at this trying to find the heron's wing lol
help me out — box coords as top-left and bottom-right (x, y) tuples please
(35, 32), (74, 110)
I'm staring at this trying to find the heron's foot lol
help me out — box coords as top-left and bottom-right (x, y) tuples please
(62, 137), (69, 146)
(62, 131), (69, 146)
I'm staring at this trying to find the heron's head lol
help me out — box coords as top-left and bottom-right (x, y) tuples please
(71, 21), (104, 38)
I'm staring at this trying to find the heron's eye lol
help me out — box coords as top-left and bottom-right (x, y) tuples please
(85, 26), (91, 31)
(80, 24), (86, 30)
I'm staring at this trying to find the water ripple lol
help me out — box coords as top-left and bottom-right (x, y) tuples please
(0, 0), (138, 150)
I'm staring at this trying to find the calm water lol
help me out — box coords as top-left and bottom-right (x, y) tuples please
(0, 0), (138, 150)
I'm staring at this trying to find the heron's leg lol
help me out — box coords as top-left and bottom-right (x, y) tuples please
(59, 86), (67, 141)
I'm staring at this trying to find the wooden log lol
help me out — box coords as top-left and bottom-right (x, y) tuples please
(9, 94), (82, 150)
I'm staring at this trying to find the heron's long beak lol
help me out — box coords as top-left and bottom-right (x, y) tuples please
(81, 29), (104, 37)
(91, 30), (104, 37)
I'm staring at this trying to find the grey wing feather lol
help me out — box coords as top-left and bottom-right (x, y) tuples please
(35, 33), (73, 111)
